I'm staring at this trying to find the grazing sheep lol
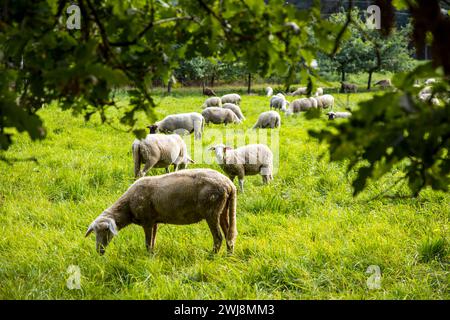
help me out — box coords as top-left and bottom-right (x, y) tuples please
(202, 107), (241, 125)
(222, 103), (245, 121)
(419, 93), (441, 106)
(221, 93), (241, 105)
(340, 82), (358, 93)
(425, 78), (436, 85)
(132, 134), (193, 178)
(315, 87), (324, 96)
(315, 94), (335, 109)
(202, 97), (222, 109)
(203, 87), (217, 96)
(327, 111), (352, 120)
(290, 87), (308, 96)
(209, 144), (274, 192)
(374, 79), (392, 89)
(85, 169), (237, 255)
(419, 86), (433, 96)
(253, 111), (281, 129)
(266, 87), (274, 97)
(148, 112), (204, 140)
(286, 97), (318, 115)
(270, 95), (289, 111)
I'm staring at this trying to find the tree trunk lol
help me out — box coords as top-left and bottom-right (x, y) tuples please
(367, 70), (373, 90)
(210, 74), (215, 88)
(341, 69), (346, 82)
(340, 69), (346, 93)
(167, 77), (173, 94)
(247, 73), (252, 94)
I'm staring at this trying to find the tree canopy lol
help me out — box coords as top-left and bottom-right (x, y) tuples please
(1, 0), (449, 196)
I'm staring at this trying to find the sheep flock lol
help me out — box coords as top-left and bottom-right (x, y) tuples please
(87, 78), (447, 256)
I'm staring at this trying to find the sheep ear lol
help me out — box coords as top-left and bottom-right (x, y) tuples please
(108, 220), (118, 235)
(187, 157), (195, 164)
(224, 146), (233, 151)
(207, 146), (215, 151)
(85, 224), (94, 237)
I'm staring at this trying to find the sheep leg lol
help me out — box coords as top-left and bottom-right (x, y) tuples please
(151, 224), (158, 249)
(206, 218), (223, 253)
(141, 159), (158, 177)
(144, 225), (155, 253)
(238, 178), (244, 193)
(219, 208), (229, 242)
(193, 121), (202, 140)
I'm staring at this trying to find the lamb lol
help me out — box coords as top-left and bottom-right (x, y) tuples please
(203, 87), (217, 96)
(209, 144), (274, 192)
(253, 111), (281, 129)
(290, 87), (308, 96)
(221, 93), (241, 105)
(222, 103), (245, 121)
(286, 97), (318, 115)
(85, 169), (237, 255)
(315, 94), (334, 109)
(202, 97), (222, 109)
(148, 112), (204, 140)
(270, 95), (289, 111)
(202, 107), (241, 125)
(327, 111), (352, 120)
(132, 134), (194, 178)
(374, 79), (392, 89)
(266, 87), (274, 97)
(340, 82), (358, 93)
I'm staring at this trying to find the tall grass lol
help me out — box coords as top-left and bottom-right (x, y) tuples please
(0, 90), (448, 299)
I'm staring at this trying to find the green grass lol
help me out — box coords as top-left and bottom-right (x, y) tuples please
(0, 90), (449, 299)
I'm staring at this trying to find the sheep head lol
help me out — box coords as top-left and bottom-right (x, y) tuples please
(208, 144), (233, 164)
(85, 216), (118, 255)
(147, 124), (158, 134)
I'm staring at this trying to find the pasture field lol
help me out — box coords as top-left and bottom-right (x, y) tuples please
(0, 91), (449, 299)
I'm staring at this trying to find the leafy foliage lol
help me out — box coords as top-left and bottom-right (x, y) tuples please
(317, 10), (415, 86)
(310, 62), (450, 196)
(1, 0), (326, 148)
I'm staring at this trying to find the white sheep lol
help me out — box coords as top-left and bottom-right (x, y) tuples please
(315, 87), (324, 96)
(270, 95), (289, 111)
(419, 86), (433, 96)
(222, 103), (245, 121)
(419, 93), (441, 106)
(148, 112), (204, 140)
(290, 87), (308, 96)
(253, 111), (281, 129)
(202, 107), (241, 125)
(132, 134), (193, 178)
(221, 93), (241, 105)
(425, 78), (436, 85)
(209, 144), (274, 192)
(286, 97), (318, 115)
(202, 97), (222, 109)
(85, 169), (237, 255)
(315, 94), (334, 109)
(266, 87), (274, 97)
(327, 111), (352, 120)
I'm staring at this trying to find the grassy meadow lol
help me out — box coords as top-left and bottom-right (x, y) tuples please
(0, 90), (449, 299)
